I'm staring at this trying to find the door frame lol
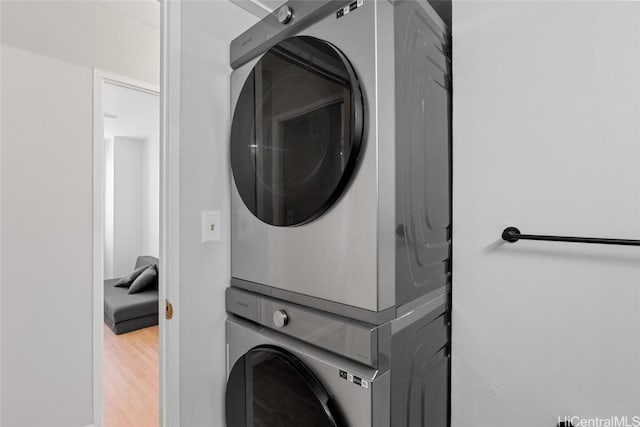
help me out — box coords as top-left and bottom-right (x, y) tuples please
(92, 68), (178, 427)
(159, 0), (181, 425)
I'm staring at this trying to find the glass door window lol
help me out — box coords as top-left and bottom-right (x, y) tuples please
(226, 346), (343, 427)
(231, 36), (364, 226)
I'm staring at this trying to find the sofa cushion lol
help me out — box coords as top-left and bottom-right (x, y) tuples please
(104, 313), (158, 335)
(104, 279), (159, 324)
(135, 256), (159, 270)
(114, 264), (150, 288)
(128, 265), (157, 294)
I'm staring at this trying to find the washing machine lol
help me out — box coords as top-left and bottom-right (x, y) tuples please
(225, 287), (450, 427)
(229, 0), (451, 324)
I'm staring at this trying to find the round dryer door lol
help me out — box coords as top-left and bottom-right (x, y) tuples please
(226, 345), (343, 427)
(230, 36), (365, 227)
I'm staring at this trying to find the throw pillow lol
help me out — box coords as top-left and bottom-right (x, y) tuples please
(128, 264), (157, 294)
(114, 264), (150, 288)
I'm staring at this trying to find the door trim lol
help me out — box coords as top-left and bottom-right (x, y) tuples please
(91, 69), (165, 427)
(160, 0), (181, 425)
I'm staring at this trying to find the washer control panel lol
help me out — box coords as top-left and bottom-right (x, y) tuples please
(226, 287), (378, 367)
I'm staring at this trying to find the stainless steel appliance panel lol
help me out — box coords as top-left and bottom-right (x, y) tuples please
(231, 1), (388, 312)
(226, 287), (379, 366)
(390, 296), (450, 427)
(260, 296), (378, 367)
(394, 0), (451, 307)
(226, 317), (389, 427)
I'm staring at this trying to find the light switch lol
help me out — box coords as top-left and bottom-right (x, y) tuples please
(201, 211), (222, 244)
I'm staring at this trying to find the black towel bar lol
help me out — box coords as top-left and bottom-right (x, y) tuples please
(502, 227), (640, 247)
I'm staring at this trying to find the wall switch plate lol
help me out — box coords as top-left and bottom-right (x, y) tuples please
(201, 211), (222, 244)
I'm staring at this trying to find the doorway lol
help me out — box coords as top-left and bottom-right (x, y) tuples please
(93, 72), (162, 427)
(103, 80), (160, 427)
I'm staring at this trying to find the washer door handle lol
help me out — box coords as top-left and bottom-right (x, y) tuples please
(273, 310), (289, 328)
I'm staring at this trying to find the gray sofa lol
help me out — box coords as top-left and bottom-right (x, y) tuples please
(104, 256), (159, 335)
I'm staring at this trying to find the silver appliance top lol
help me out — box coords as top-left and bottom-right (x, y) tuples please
(230, 0), (352, 68)
(230, 0), (449, 69)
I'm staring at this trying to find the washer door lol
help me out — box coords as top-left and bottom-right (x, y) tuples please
(225, 345), (343, 427)
(230, 36), (365, 227)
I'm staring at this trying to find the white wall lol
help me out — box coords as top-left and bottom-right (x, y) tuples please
(0, 1), (159, 425)
(113, 137), (145, 277)
(109, 134), (159, 278)
(174, 1), (257, 425)
(142, 134), (160, 258)
(452, 2), (640, 426)
(1, 1), (159, 86)
(105, 137), (115, 279)
(1, 45), (94, 427)
(104, 81), (160, 271)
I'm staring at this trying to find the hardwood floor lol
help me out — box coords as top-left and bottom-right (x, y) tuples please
(104, 324), (159, 427)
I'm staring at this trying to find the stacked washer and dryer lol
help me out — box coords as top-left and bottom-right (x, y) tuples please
(225, 1), (451, 426)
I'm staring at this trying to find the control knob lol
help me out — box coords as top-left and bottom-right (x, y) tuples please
(273, 310), (289, 328)
(277, 5), (293, 25)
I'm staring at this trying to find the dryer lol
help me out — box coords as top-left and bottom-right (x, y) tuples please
(230, 0), (451, 324)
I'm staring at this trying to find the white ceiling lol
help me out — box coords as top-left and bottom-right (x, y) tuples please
(229, 0), (286, 19)
(103, 82), (159, 140)
(182, 0), (274, 43)
(95, 1), (278, 50)
(96, 0), (160, 30)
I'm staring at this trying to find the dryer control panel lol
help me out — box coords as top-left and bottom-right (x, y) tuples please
(230, 0), (355, 69)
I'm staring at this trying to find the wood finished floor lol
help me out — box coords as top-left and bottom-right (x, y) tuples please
(104, 324), (159, 427)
